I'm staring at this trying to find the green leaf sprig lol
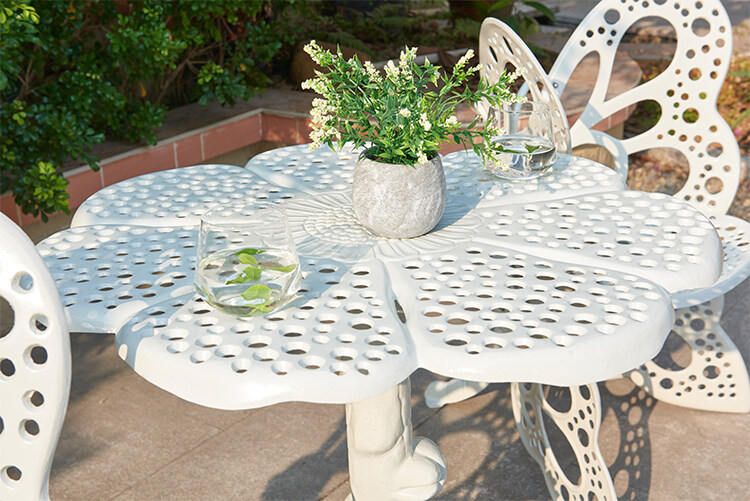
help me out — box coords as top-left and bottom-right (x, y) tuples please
(227, 247), (297, 313)
(301, 42), (525, 166)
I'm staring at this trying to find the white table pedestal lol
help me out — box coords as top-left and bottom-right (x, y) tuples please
(346, 379), (447, 501)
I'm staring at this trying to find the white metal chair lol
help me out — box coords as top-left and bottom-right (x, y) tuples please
(506, 3), (750, 495)
(477, 17), (572, 155)
(548, 0), (750, 413)
(0, 213), (71, 501)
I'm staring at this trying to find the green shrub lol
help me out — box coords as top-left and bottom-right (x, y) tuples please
(1, 0), (286, 221)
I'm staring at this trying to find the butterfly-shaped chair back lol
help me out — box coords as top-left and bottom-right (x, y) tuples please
(479, 17), (572, 154)
(0, 213), (71, 501)
(548, 0), (740, 216)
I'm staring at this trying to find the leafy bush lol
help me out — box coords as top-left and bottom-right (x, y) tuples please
(1, 0), (286, 221)
(448, 0), (555, 38)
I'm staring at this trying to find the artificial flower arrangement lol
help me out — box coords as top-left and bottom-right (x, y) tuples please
(300, 41), (524, 239)
(301, 41), (523, 165)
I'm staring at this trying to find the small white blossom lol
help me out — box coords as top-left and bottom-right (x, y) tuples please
(399, 108), (411, 118)
(399, 46), (417, 70)
(486, 124), (504, 137)
(399, 50), (409, 68)
(301, 76), (329, 96)
(419, 113), (431, 131)
(385, 60), (399, 80)
(310, 98), (336, 123)
(445, 116), (458, 127)
(303, 40), (325, 65)
(364, 60), (380, 81)
(454, 49), (475, 70)
(303, 40), (316, 56)
(309, 122), (340, 150)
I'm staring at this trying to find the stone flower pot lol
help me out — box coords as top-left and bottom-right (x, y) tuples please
(352, 152), (446, 239)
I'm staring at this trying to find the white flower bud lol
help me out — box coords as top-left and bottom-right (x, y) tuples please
(419, 113), (431, 131)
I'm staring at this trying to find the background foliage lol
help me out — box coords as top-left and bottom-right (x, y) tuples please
(1, 0), (553, 221)
(1, 0), (288, 220)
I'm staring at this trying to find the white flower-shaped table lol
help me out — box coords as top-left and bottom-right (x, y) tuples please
(38, 144), (722, 500)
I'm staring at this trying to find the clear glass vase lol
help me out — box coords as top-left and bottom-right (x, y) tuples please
(194, 204), (301, 316)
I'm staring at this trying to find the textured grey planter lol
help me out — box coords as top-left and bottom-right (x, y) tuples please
(352, 153), (446, 239)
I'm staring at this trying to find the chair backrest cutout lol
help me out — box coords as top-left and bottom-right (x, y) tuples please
(548, 0), (740, 216)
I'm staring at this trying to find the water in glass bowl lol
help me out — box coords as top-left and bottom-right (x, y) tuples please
(487, 134), (556, 179)
(195, 247), (299, 316)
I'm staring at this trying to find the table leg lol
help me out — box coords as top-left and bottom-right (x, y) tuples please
(345, 378), (447, 501)
(424, 379), (489, 409)
(626, 296), (750, 413)
(511, 382), (616, 501)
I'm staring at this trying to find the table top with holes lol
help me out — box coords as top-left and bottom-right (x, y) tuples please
(36, 145), (723, 410)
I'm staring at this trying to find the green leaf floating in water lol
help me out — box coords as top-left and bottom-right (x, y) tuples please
(226, 248), (296, 287)
(241, 284), (272, 301)
(265, 264), (297, 273)
(238, 254), (258, 265)
(236, 248), (264, 265)
(525, 144), (542, 154)
(241, 284), (273, 312)
(236, 248), (265, 256)
(244, 266), (263, 280)
(226, 266), (262, 284)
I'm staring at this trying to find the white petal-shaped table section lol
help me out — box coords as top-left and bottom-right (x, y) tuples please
(443, 152), (627, 207)
(115, 257), (416, 410)
(71, 164), (301, 228)
(244, 143), (363, 194)
(37, 225), (198, 333)
(387, 242), (674, 386)
(471, 191), (723, 294)
(670, 214), (750, 308)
